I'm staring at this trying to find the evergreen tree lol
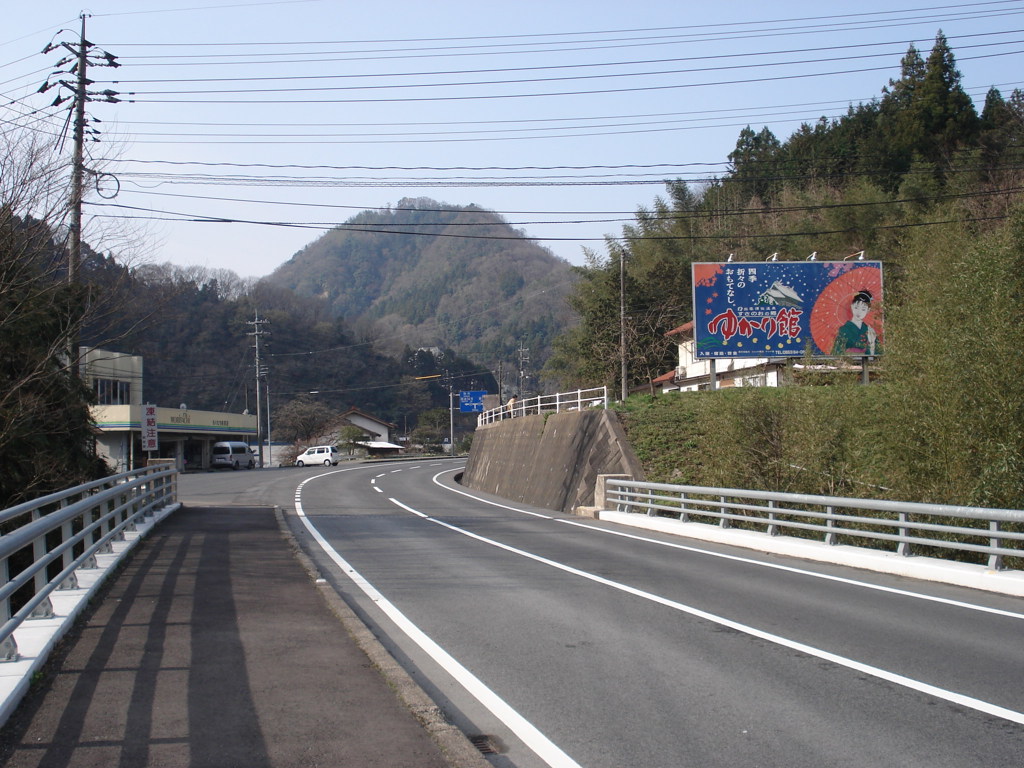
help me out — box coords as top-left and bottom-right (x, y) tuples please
(915, 31), (979, 165)
(728, 126), (783, 203)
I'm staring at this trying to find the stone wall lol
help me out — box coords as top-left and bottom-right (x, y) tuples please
(461, 409), (644, 514)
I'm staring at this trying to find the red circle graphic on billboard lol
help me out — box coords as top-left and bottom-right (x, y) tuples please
(809, 266), (883, 356)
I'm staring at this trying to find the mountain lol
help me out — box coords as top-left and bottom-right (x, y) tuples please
(263, 198), (578, 384)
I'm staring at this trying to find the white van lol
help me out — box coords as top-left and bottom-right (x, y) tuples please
(295, 445), (339, 466)
(211, 441), (256, 470)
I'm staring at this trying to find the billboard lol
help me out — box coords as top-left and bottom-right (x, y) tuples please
(691, 261), (883, 359)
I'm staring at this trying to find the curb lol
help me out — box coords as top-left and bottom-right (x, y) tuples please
(598, 510), (1024, 597)
(273, 507), (491, 768)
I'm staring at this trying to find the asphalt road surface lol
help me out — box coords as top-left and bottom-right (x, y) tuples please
(182, 462), (1024, 768)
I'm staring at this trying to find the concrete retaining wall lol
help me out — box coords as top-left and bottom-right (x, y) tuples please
(461, 410), (644, 514)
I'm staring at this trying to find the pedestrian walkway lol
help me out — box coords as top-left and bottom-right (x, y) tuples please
(0, 506), (488, 768)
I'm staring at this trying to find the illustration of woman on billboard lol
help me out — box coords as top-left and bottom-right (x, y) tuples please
(830, 289), (879, 356)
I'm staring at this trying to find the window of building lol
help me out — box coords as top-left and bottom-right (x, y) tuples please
(95, 378), (131, 405)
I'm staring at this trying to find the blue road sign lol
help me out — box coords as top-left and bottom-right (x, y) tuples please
(459, 390), (487, 412)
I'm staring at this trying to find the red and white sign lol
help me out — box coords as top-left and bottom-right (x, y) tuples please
(142, 403), (159, 452)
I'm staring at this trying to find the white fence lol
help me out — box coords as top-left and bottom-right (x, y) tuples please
(478, 386), (609, 426)
(0, 464), (179, 662)
(604, 478), (1024, 570)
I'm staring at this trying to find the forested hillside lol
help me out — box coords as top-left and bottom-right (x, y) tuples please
(79, 260), (494, 428)
(549, 32), (1024, 510)
(265, 198), (577, 381)
(546, 32), (1023, 393)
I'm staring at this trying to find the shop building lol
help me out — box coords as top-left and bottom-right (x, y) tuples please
(83, 347), (257, 471)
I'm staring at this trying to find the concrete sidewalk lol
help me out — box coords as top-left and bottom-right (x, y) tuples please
(0, 506), (488, 768)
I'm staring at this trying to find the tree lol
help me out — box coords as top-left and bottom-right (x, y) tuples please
(977, 87), (1024, 179)
(337, 425), (366, 454)
(874, 199), (1024, 508)
(0, 133), (103, 506)
(727, 126), (783, 203)
(271, 395), (337, 444)
(914, 31), (979, 165)
(410, 407), (448, 451)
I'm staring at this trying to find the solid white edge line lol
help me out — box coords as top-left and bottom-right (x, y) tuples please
(294, 471), (583, 768)
(430, 468), (1024, 622)
(390, 490), (1024, 727)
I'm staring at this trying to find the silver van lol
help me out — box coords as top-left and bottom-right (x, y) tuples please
(211, 441), (256, 470)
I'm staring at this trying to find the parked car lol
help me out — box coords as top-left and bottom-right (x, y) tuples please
(211, 441), (256, 470)
(295, 445), (340, 466)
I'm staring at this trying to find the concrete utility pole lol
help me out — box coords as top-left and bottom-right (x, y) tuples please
(247, 312), (270, 467)
(620, 250), (628, 401)
(40, 13), (120, 374)
(68, 14), (87, 290)
(517, 343), (530, 398)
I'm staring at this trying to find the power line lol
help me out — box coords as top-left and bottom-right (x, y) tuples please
(98, 2), (1024, 54)
(124, 48), (1024, 105)
(86, 204), (1016, 242)
(98, 32), (1024, 86)
(106, 184), (1024, 227)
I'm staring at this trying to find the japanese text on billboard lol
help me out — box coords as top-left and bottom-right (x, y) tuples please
(691, 261), (884, 359)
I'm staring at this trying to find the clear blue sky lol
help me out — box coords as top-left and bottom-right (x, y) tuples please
(3, 0), (1022, 276)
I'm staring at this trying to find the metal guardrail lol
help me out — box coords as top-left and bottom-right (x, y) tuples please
(605, 479), (1024, 570)
(0, 464), (179, 662)
(478, 386), (608, 426)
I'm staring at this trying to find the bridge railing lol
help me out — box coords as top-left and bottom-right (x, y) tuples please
(604, 478), (1024, 570)
(478, 386), (608, 426)
(0, 464), (179, 662)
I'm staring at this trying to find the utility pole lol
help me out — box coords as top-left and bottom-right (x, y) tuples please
(446, 370), (454, 452)
(620, 249), (628, 401)
(517, 343), (530, 398)
(247, 312), (270, 467)
(40, 13), (121, 374)
(68, 14), (87, 290)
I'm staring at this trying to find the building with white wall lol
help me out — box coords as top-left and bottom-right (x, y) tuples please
(83, 348), (256, 471)
(654, 322), (787, 393)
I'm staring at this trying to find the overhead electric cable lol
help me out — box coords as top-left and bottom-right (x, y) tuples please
(119, 44), (1024, 97)
(127, 49), (1024, 104)
(99, 32), (1024, 86)
(86, 202), (1014, 242)
(102, 1), (1024, 53)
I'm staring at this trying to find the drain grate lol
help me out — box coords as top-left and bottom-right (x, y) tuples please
(470, 734), (499, 755)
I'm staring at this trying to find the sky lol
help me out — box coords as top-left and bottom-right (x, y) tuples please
(2, 0), (1022, 278)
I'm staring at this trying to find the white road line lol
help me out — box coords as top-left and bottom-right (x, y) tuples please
(388, 494), (1024, 727)
(293, 474), (582, 768)
(431, 469), (1024, 622)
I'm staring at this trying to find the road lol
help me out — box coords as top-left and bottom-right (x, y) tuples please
(182, 462), (1024, 768)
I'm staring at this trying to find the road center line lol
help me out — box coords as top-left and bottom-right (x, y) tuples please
(391, 492), (1024, 726)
